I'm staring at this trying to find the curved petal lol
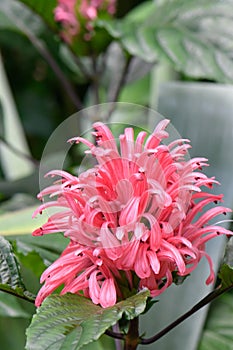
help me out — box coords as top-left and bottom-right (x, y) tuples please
(99, 278), (117, 308)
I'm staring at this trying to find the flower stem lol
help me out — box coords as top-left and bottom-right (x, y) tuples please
(141, 283), (233, 345)
(124, 317), (140, 350)
(91, 54), (101, 106)
(108, 54), (132, 104)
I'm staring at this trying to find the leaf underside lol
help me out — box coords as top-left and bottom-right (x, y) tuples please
(0, 236), (35, 301)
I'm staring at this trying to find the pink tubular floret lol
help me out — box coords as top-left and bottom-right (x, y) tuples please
(33, 120), (233, 308)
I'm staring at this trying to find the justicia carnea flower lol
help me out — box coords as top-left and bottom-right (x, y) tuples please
(54, 0), (116, 43)
(33, 120), (232, 308)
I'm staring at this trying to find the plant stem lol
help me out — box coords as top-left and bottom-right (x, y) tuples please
(0, 287), (36, 304)
(112, 323), (124, 350)
(106, 318), (141, 349)
(91, 53), (101, 106)
(72, 54), (92, 80)
(108, 55), (132, 104)
(106, 283), (233, 348)
(10, 14), (83, 110)
(141, 283), (233, 345)
(104, 54), (132, 121)
(0, 136), (39, 167)
(105, 329), (125, 341)
(26, 34), (83, 110)
(124, 317), (140, 350)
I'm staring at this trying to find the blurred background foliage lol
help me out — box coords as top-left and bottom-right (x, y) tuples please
(1, 0), (233, 349)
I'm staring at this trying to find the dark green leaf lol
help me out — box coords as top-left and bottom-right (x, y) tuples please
(18, 0), (57, 30)
(0, 236), (35, 302)
(81, 334), (115, 350)
(141, 297), (159, 315)
(222, 237), (233, 268)
(199, 293), (233, 350)
(0, 0), (44, 35)
(0, 11), (16, 31)
(218, 237), (233, 290)
(11, 233), (68, 278)
(12, 233), (68, 266)
(0, 235), (25, 289)
(26, 290), (150, 350)
(218, 264), (233, 290)
(0, 317), (30, 350)
(95, 19), (122, 39)
(14, 250), (46, 278)
(0, 291), (30, 318)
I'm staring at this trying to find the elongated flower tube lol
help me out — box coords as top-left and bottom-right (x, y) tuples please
(33, 120), (232, 308)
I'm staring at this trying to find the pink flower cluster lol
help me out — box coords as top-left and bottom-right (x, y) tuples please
(54, 0), (116, 42)
(33, 120), (232, 308)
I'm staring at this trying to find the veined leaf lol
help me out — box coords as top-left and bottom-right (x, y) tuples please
(0, 236), (35, 302)
(0, 236), (25, 289)
(26, 290), (150, 350)
(98, 0), (233, 83)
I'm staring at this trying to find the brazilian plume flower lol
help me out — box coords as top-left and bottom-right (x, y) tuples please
(54, 0), (116, 43)
(33, 120), (232, 308)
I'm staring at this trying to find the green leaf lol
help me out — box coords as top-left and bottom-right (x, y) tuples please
(0, 48), (34, 180)
(81, 334), (115, 350)
(11, 233), (68, 275)
(0, 0), (43, 35)
(0, 205), (45, 236)
(26, 290), (150, 350)
(119, 74), (150, 105)
(123, 1), (158, 23)
(99, 0), (233, 83)
(14, 250), (47, 278)
(17, 0), (57, 30)
(199, 293), (233, 350)
(0, 236), (25, 289)
(199, 220), (233, 350)
(0, 204), (68, 238)
(218, 264), (233, 290)
(95, 19), (122, 39)
(0, 235), (35, 302)
(218, 237), (233, 290)
(0, 10), (17, 31)
(0, 291), (30, 318)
